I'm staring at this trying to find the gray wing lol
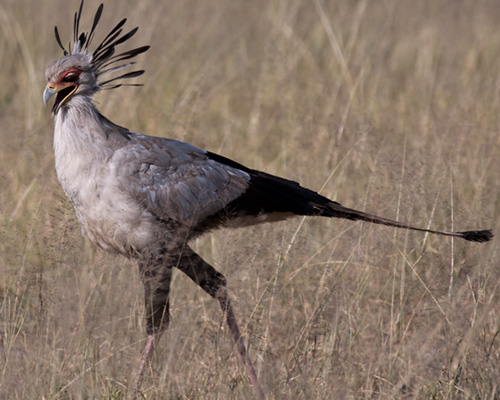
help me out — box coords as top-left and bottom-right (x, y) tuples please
(115, 134), (251, 226)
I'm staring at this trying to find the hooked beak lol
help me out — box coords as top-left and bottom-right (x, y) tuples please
(43, 86), (56, 108)
(43, 84), (77, 114)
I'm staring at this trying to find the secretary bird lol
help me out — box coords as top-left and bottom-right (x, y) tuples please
(43, 2), (493, 399)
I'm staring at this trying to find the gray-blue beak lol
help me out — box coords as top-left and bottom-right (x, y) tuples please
(43, 86), (56, 108)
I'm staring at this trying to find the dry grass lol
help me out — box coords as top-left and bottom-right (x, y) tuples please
(1, 0), (500, 398)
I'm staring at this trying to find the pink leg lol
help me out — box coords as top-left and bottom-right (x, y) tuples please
(217, 290), (265, 400)
(176, 247), (266, 399)
(129, 334), (160, 399)
(129, 299), (264, 400)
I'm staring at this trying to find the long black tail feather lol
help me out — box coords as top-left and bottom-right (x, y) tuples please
(321, 202), (493, 243)
(206, 151), (493, 244)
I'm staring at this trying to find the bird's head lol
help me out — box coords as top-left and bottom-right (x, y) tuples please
(44, 54), (95, 114)
(43, 1), (149, 115)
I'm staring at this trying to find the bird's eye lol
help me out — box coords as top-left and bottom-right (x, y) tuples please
(63, 73), (79, 83)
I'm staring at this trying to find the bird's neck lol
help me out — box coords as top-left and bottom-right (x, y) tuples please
(54, 97), (107, 148)
(52, 97), (128, 192)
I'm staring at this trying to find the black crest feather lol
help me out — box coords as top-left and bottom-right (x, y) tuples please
(53, 0), (149, 90)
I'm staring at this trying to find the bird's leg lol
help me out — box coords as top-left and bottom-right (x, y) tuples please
(177, 247), (265, 400)
(139, 259), (173, 336)
(130, 258), (173, 398)
(131, 333), (160, 398)
(215, 287), (264, 400)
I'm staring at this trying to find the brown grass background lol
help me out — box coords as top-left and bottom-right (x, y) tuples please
(1, 0), (500, 398)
